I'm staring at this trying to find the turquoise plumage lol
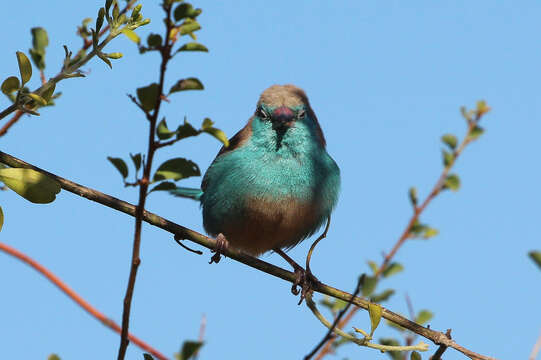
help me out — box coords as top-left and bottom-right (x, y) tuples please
(171, 84), (340, 257)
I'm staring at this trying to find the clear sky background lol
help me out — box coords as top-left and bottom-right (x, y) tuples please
(1, 1), (540, 359)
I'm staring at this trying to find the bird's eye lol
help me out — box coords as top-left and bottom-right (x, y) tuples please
(297, 110), (306, 119)
(258, 107), (270, 120)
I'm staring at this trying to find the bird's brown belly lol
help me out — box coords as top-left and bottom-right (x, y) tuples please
(221, 196), (320, 256)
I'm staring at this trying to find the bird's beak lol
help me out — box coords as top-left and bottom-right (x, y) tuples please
(271, 106), (295, 130)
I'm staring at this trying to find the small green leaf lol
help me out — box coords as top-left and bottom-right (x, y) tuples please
(153, 158), (200, 182)
(178, 19), (201, 35)
(107, 157), (129, 179)
(174, 3), (202, 21)
(178, 340), (203, 360)
(202, 127), (229, 147)
(368, 302), (382, 337)
(31, 27), (49, 52)
(149, 181), (177, 193)
(147, 34), (163, 48)
(410, 351), (422, 360)
(122, 28), (140, 44)
(408, 187), (417, 207)
(201, 117), (213, 129)
(476, 100), (490, 116)
(169, 78), (204, 94)
(410, 220), (428, 235)
(136, 83), (160, 111)
(130, 153), (142, 171)
(0, 206), (4, 232)
(41, 82), (56, 102)
(441, 134), (458, 150)
(106, 52), (123, 59)
(1, 76), (20, 95)
(97, 52), (112, 69)
(16, 51), (32, 85)
(96, 8), (106, 33)
(143, 354), (154, 360)
(0, 168), (61, 204)
(157, 118), (176, 140)
(47, 355), (61, 360)
(415, 310), (433, 325)
(370, 289), (395, 303)
(361, 275), (378, 297)
(367, 260), (378, 274)
(468, 125), (484, 140)
(176, 42), (208, 52)
(177, 120), (200, 140)
(27, 93), (47, 106)
(443, 174), (460, 191)
(528, 251), (541, 270)
(422, 227), (439, 239)
(442, 150), (454, 167)
(382, 262), (404, 278)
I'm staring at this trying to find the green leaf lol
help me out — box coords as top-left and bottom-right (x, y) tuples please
(177, 120), (200, 140)
(410, 350), (422, 360)
(202, 127), (229, 147)
(0, 168), (60, 204)
(1, 76), (20, 95)
(169, 78), (204, 94)
(106, 52), (123, 59)
(16, 51), (32, 85)
(178, 19), (201, 35)
(176, 42), (208, 53)
(31, 27), (49, 52)
(528, 251), (541, 270)
(468, 125), (484, 140)
(378, 338), (402, 360)
(97, 52), (112, 69)
(153, 158), (200, 182)
(410, 220), (428, 235)
(382, 262), (404, 278)
(441, 134), (458, 150)
(130, 153), (142, 171)
(107, 157), (129, 179)
(122, 28), (140, 44)
(361, 275), (378, 297)
(476, 100), (490, 116)
(422, 227), (439, 239)
(174, 3), (202, 21)
(443, 174), (460, 191)
(143, 354), (154, 360)
(136, 83), (160, 112)
(147, 33), (163, 48)
(408, 186), (417, 207)
(178, 340), (203, 360)
(0, 206), (4, 232)
(47, 355), (61, 360)
(28, 93), (47, 106)
(96, 8), (106, 33)
(149, 181), (177, 193)
(367, 260), (378, 274)
(370, 289), (395, 303)
(41, 82), (56, 102)
(442, 150), (454, 167)
(415, 310), (433, 325)
(368, 302), (382, 337)
(157, 118), (176, 140)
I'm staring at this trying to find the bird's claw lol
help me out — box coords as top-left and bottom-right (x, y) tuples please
(209, 233), (229, 264)
(291, 267), (321, 305)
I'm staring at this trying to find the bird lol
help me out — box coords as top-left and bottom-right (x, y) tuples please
(171, 84), (340, 293)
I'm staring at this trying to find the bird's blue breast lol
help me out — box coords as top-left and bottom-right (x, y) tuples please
(200, 117), (340, 254)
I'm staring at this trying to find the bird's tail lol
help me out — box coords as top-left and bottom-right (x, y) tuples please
(169, 187), (203, 201)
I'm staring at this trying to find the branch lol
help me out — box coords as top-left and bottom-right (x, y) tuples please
(314, 113), (487, 358)
(0, 111), (24, 137)
(0, 241), (167, 360)
(0, 150), (498, 360)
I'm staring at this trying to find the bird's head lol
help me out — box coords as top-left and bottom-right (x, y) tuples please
(253, 84), (326, 150)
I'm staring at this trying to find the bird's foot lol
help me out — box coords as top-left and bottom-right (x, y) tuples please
(209, 233), (229, 264)
(292, 266), (321, 305)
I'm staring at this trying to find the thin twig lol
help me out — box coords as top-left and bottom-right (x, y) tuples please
(305, 216), (330, 274)
(430, 329), (452, 360)
(0, 150), (497, 360)
(314, 117), (484, 358)
(304, 275), (364, 360)
(530, 328), (541, 360)
(117, 4), (174, 359)
(0, 241), (168, 360)
(0, 111), (24, 137)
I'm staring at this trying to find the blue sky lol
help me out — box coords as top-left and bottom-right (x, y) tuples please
(1, 1), (540, 359)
